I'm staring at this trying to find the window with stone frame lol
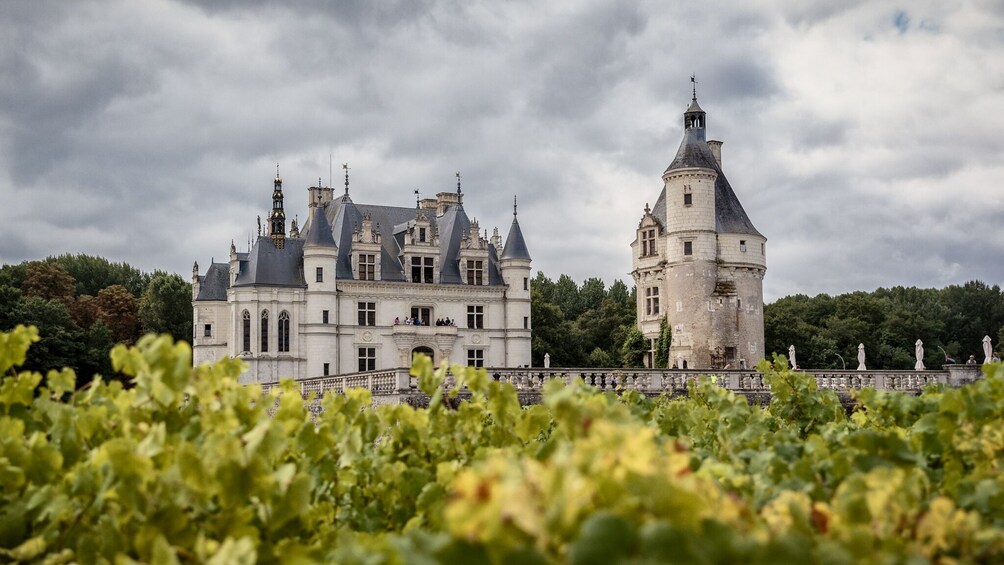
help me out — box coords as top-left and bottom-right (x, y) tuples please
(683, 241), (693, 256)
(740, 240), (747, 252)
(241, 310), (251, 353)
(467, 305), (484, 329)
(411, 256), (434, 283)
(645, 287), (660, 316)
(322, 310), (329, 324)
(466, 259), (484, 285)
(260, 310), (269, 353)
(683, 185), (693, 206)
(467, 349), (484, 368)
(357, 302), (376, 326)
(278, 311), (290, 352)
(204, 324), (212, 337)
(323, 362), (330, 376)
(359, 254), (376, 280)
(641, 228), (657, 257)
(316, 267), (323, 283)
(358, 347), (376, 371)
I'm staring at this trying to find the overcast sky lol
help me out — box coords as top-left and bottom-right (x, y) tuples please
(2, 0), (1003, 301)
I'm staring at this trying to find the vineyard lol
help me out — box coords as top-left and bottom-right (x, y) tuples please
(2, 325), (1004, 563)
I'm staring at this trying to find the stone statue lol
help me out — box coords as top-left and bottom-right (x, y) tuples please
(676, 353), (684, 370)
(983, 335), (993, 365)
(788, 345), (797, 370)
(915, 339), (925, 371)
(857, 343), (866, 371)
(544, 353), (551, 369)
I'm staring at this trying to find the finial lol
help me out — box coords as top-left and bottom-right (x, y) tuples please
(456, 171), (462, 194)
(342, 163), (350, 196)
(414, 189), (420, 208)
(275, 162), (280, 181)
(318, 177), (322, 189)
(513, 195), (518, 218)
(691, 74), (697, 100)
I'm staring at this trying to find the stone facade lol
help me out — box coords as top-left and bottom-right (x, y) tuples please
(631, 94), (766, 369)
(192, 171), (532, 383)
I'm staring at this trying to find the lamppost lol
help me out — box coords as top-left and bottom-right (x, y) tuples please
(835, 353), (846, 370)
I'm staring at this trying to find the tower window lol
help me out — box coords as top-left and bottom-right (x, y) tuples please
(524, 277), (529, 291)
(467, 349), (484, 368)
(323, 362), (330, 376)
(358, 302), (376, 326)
(242, 310), (251, 353)
(278, 311), (290, 352)
(683, 193), (692, 206)
(204, 324), (212, 337)
(645, 287), (660, 316)
(260, 310), (269, 353)
(524, 316), (529, 329)
(358, 347), (376, 371)
(466, 259), (484, 285)
(322, 310), (329, 324)
(684, 241), (693, 256)
(761, 242), (765, 255)
(740, 240), (747, 252)
(467, 305), (484, 329)
(359, 254), (376, 280)
(316, 267), (323, 283)
(641, 228), (657, 257)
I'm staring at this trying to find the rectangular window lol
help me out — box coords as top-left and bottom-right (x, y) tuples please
(740, 240), (747, 252)
(641, 228), (657, 257)
(467, 305), (484, 329)
(761, 242), (765, 254)
(645, 287), (660, 316)
(683, 193), (692, 206)
(204, 323), (212, 337)
(359, 254), (376, 280)
(524, 277), (529, 291)
(357, 302), (376, 326)
(467, 349), (484, 368)
(322, 310), (329, 324)
(410, 306), (432, 326)
(323, 362), (330, 376)
(683, 241), (693, 256)
(358, 347), (376, 372)
(524, 316), (529, 329)
(725, 347), (736, 362)
(419, 227), (427, 242)
(411, 256), (434, 283)
(466, 259), (484, 285)
(316, 267), (323, 283)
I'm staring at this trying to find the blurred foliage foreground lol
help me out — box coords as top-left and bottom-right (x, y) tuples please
(2, 326), (1004, 564)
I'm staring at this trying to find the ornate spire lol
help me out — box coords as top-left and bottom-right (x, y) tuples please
(270, 169), (287, 249)
(691, 74), (697, 101)
(342, 163), (350, 196)
(414, 189), (420, 209)
(456, 171), (462, 194)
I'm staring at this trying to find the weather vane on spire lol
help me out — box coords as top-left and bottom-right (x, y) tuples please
(275, 162), (280, 180)
(513, 195), (518, 218)
(342, 163), (350, 196)
(456, 171), (462, 194)
(691, 74), (697, 100)
(414, 189), (420, 208)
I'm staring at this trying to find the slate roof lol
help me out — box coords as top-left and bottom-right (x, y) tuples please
(660, 101), (763, 238)
(232, 237), (306, 287)
(500, 216), (531, 261)
(195, 262), (230, 301)
(303, 205), (336, 248)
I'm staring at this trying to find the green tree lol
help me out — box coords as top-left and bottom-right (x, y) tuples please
(620, 325), (646, 367)
(48, 253), (149, 297)
(139, 272), (193, 342)
(654, 316), (670, 368)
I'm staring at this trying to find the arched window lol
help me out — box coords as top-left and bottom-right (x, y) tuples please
(278, 311), (290, 353)
(260, 310), (269, 353)
(242, 310), (251, 353)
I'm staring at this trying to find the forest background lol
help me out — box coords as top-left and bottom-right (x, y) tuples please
(1, 255), (1002, 382)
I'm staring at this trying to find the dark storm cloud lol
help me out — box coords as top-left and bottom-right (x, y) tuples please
(1, 0), (1002, 301)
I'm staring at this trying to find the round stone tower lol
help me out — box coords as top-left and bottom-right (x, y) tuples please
(631, 89), (766, 369)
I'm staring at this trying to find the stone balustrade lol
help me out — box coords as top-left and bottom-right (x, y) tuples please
(255, 363), (985, 406)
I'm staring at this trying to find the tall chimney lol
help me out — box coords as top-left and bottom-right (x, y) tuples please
(707, 140), (723, 169)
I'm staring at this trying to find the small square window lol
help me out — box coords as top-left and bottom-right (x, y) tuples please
(203, 324), (212, 337)
(683, 241), (693, 256)
(683, 193), (692, 206)
(467, 349), (484, 368)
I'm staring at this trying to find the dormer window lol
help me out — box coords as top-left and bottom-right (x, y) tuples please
(411, 256), (434, 283)
(419, 227), (427, 242)
(466, 259), (484, 285)
(359, 253), (376, 280)
(641, 228), (657, 257)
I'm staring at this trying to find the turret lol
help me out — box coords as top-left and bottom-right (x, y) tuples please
(191, 261), (200, 300)
(500, 196), (532, 365)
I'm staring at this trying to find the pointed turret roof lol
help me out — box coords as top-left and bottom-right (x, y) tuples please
(303, 204), (336, 248)
(500, 196), (531, 261)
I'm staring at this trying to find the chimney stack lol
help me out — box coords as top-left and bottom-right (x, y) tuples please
(707, 140), (723, 168)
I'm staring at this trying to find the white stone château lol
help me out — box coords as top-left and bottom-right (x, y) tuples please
(192, 169), (532, 382)
(631, 91), (766, 369)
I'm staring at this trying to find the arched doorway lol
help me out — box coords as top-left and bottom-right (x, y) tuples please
(412, 346), (435, 364)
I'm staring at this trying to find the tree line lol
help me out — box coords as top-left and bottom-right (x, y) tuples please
(0, 254), (192, 384)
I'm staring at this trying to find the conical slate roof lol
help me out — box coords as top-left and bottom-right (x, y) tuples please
(501, 216), (531, 261)
(303, 205), (336, 248)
